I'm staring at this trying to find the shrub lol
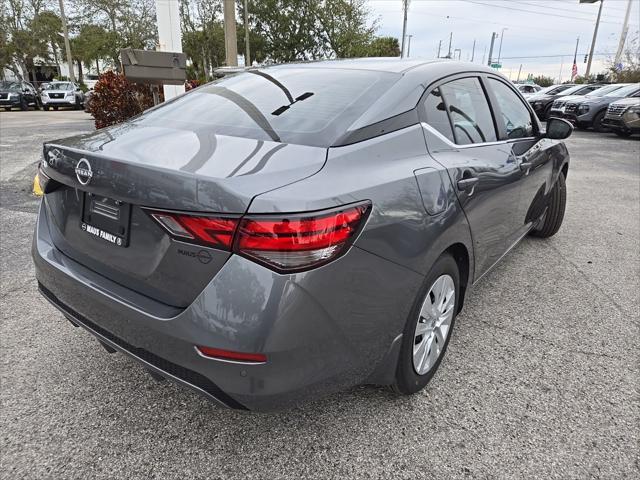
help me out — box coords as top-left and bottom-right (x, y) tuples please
(88, 71), (155, 129)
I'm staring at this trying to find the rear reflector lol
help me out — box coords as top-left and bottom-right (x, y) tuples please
(146, 201), (371, 272)
(195, 346), (267, 363)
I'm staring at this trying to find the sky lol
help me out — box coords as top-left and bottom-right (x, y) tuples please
(369, 0), (640, 81)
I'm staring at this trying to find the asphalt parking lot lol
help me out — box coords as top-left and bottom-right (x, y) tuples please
(1, 110), (638, 479)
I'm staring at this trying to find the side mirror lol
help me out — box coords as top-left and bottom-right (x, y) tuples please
(545, 117), (573, 140)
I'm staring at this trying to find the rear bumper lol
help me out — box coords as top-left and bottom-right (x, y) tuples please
(33, 202), (422, 411)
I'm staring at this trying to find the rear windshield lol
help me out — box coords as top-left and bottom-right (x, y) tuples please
(134, 68), (400, 147)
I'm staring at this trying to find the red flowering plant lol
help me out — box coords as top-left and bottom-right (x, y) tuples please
(88, 71), (155, 129)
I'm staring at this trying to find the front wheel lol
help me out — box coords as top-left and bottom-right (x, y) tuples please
(592, 110), (607, 133)
(43, 105), (49, 111)
(394, 254), (459, 395)
(530, 172), (566, 238)
(20, 98), (28, 111)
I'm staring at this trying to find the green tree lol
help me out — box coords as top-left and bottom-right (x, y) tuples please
(530, 75), (555, 87)
(72, 24), (115, 78)
(246, 0), (323, 62)
(316, 0), (376, 58)
(363, 36), (400, 57)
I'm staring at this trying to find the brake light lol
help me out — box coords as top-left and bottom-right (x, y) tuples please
(149, 211), (238, 250)
(146, 201), (371, 272)
(235, 203), (370, 272)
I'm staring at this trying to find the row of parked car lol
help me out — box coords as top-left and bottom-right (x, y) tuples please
(0, 80), (86, 111)
(520, 82), (640, 137)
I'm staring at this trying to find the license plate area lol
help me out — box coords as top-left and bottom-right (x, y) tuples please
(81, 193), (131, 247)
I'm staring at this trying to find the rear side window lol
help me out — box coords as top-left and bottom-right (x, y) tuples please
(135, 68), (400, 147)
(488, 79), (535, 139)
(438, 78), (497, 145)
(422, 88), (455, 142)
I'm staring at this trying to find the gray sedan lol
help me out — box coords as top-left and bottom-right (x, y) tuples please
(33, 59), (572, 411)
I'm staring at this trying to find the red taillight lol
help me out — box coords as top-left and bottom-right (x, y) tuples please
(195, 346), (267, 363)
(149, 211), (238, 250)
(147, 201), (370, 272)
(235, 203), (370, 272)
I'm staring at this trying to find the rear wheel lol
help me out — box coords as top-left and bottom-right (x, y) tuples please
(3, 107), (10, 112)
(20, 98), (28, 111)
(394, 254), (459, 395)
(592, 110), (607, 133)
(53, 106), (58, 111)
(43, 105), (49, 111)
(531, 172), (566, 238)
(614, 130), (632, 138)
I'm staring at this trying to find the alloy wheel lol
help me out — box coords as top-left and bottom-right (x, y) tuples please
(412, 274), (455, 375)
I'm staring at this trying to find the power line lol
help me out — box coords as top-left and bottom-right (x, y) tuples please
(510, 0), (630, 21)
(457, 0), (623, 25)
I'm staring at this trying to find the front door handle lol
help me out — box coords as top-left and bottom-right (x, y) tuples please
(520, 161), (533, 171)
(457, 177), (479, 191)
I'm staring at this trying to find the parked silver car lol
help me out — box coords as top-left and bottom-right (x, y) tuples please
(41, 81), (84, 110)
(33, 59), (573, 411)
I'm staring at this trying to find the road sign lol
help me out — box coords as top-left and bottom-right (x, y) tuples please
(490, 63), (502, 69)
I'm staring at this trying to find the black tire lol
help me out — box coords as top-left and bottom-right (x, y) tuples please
(614, 130), (632, 138)
(19, 98), (28, 111)
(592, 110), (607, 133)
(394, 253), (459, 395)
(531, 172), (566, 238)
(3, 107), (10, 112)
(43, 105), (49, 111)
(53, 106), (58, 111)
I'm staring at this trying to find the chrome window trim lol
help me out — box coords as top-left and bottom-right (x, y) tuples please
(420, 122), (508, 150)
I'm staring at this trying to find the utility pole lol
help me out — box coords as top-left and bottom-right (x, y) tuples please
(437, 40), (442, 59)
(583, 0), (604, 78)
(482, 46), (486, 65)
(447, 32), (453, 58)
(407, 35), (413, 58)
(614, 0), (633, 68)
(487, 32), (497, 66)
(223, 0), (238, 66)
(497, 27), (507, 65)
(58, 0), (75, 82)
(517, 64), (522, 82)
(401, 0), (409, 58)
(470, 39), (476, 62)
(243, 0), (251, 67)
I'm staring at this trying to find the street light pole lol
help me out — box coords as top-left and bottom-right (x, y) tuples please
(497, 27), (507, 65)
(583, 0), (604, 78)
(407, 35), (413, 58)
(614, 0), (633, 68)
(401, 0), (409, 58)
(487, 32), (497, 66)
(58, 0), (75, 82)
(470, 39), (476, 62)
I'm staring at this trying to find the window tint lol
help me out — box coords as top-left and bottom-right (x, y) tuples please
(135, 68), (399, 147)
(423, 87), (455, 142)
(488, 79), (535, 139)
(438, 78), (497, 145)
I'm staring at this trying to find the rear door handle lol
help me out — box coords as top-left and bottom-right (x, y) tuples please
(457, 177), (479, 191)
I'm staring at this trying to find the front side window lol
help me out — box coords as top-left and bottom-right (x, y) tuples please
(438, 78), (497, 145)
(422, 87), (455, 142)
(488, 78), (535, 139)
